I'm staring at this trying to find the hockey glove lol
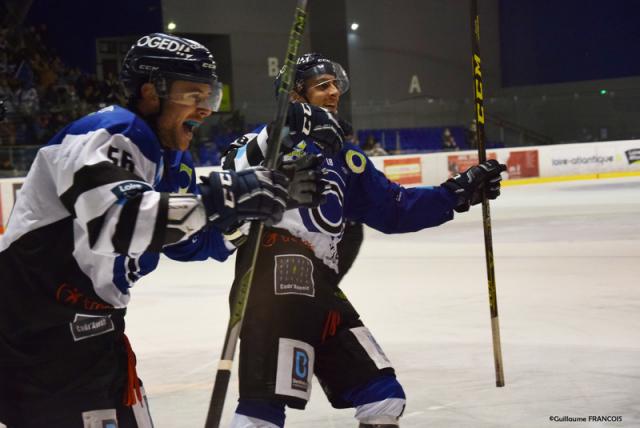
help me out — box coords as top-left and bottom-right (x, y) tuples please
(442, 159), (506, 213)
(286, 102), (345, 155)
(199, 167), (289, 232)
(279, 153), (330, 209)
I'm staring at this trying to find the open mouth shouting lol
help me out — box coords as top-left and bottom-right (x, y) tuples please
(182, 119), (201, 139)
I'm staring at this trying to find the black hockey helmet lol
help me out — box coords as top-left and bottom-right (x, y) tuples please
(275, 52), (349, 97)
(120, 33), (222, 110)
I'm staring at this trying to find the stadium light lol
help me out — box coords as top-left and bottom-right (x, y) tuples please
(167, 22), (177, 31)
(350, 22), (359, 31)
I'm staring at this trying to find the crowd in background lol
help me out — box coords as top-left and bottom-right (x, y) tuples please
(0, 24), (479, 175)
(0, 25), (127, 151)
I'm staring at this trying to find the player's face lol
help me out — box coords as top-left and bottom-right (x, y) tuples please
(156, 80), (213, 152)
(302, 73), (341, 113)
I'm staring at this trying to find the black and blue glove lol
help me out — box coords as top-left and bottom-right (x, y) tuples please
(199, 167), (289, 232)
(279, 153), (330, 209)
(286, 102), (344, 155)
(442, 159), (506, 213)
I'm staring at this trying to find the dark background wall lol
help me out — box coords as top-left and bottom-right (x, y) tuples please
(24, 0), (163, 72)
(500, 0), (640, 87)
(162, 0), (312, 125)
(162, 0), (502, 131)
(20, 0), (640, 144)
(345, 0), (501, 130)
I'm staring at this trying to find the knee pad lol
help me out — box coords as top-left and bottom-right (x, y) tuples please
(232, 399), (286, 428)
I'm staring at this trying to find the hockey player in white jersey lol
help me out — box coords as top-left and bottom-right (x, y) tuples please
(222, 53), (506, 427)
(0, 33), (324, 428)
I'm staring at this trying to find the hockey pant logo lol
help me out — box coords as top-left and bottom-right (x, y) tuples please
(81, 386), (153, 428)
(292, 347), (310, 391)
(274, 254), (315, 297)
(275, 338), (314, 401)
(70, 313), (115, 342)
(350, 326), (393, 370)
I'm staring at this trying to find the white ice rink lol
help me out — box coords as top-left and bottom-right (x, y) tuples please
(126, 176), (640, 428)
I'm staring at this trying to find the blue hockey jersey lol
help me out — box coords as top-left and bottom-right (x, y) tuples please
(224, 124), (458, 272)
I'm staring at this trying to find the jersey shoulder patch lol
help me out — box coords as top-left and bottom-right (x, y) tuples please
(344, 147), (367, 174)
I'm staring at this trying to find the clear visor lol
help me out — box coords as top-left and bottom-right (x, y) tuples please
(307, 77), (349, 95)
(303, 61), (350, 94)
(167, 82), (223, 112)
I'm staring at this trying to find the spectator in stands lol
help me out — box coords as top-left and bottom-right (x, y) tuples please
(0, 157), (14, 171)
(361, 133), (388, 156)
(442, 127), (459, 151)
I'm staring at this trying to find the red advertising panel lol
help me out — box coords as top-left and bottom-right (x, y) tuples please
(447, 153), (497, 177)
(506, 150), (539, 179)
(383, 157), (422, 185)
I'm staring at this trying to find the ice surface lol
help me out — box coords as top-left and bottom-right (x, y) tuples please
(126, 177), (640, 427)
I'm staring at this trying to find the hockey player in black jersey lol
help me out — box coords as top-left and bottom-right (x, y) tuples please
(0, 34), (325, 428)
(222, 53), (506, 428)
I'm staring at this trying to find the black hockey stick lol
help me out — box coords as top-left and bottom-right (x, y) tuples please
(203, 1), (309, 427)
(470, 0), (505, 387)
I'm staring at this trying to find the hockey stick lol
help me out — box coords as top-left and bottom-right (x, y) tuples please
(203, 2), (309, 427)
(469, 0), (505, 387)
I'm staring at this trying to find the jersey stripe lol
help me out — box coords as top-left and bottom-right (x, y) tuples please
(59, 162), (142, 215)
(246, 135), (266, 166)
(112, 194), (143, 254)
(128, 191), (163, 255)
(148, 193), (169, 252)
(87, 214), (107, 248)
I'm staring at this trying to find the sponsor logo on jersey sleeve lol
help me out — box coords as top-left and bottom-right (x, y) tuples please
(110, 181), (153, 200)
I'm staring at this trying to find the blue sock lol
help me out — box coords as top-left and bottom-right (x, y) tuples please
(235, 399), (286, 427)
(341, 375), (406, 406)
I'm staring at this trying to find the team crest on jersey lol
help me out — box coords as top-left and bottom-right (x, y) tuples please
(111, 181), (152, 200)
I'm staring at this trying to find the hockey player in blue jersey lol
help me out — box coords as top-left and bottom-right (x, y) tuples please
(0, 34), (329, 428)
(222, 53), (506, 428)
